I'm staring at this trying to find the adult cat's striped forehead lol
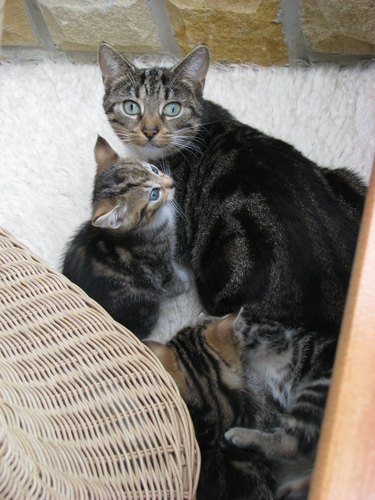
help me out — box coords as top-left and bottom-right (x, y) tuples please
(99, 43), (209, 161)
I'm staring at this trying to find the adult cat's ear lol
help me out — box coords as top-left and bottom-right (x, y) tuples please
(92, 200), (126, 229)
(172, 45), (210, 94)
(98, 42), (135, 84)
(94, 135), (119, 173)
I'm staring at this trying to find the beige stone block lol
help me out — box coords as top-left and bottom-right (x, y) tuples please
(2, 0), (38, 46)
(38, 0), (163, 52)
(299, 0), (375, 55)
(164, 0), (288, 65)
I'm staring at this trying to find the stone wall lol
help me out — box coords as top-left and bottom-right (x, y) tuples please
(1, 0), (374, 65)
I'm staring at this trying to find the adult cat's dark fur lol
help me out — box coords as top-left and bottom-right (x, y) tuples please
(147, 310), (332, 499)
(99, 43), (365, 333)
(62, 136), (186, 339)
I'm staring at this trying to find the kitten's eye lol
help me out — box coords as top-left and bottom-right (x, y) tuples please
(150, 164), (159, 175)
(163, 102), (181, 117)
(123, 100), (141, 115)
(149, 188), (160, 201)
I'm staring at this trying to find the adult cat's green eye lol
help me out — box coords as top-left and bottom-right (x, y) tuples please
(149, 188), (160, 201)
(123, 100), (141, 115)
(163, 102), (181, 117)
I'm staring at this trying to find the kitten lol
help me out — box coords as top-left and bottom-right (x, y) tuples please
(62, 136), (188, 339)
(225, 305), (335, 499)
(146, 314), (278, 500)
(98, 43), (365, 334)
(147, 309), (334, 499)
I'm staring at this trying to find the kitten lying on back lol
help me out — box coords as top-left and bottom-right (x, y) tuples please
(226, 306), (335, 465)
(146, 309), (334, 499)
(63, 136), (188, 339)
(226, 306), (335, 499)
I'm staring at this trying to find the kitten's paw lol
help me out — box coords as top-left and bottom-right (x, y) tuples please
(234, 306), (285, 348)
(276, 475), (310, 500)
(225, 427), (262, 449)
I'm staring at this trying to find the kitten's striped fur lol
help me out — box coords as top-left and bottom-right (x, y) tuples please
(226, 306), (334, 466)
(63, 136), (187, 339)
(146, 314), (277, 500)
(147, 311), (333, 499)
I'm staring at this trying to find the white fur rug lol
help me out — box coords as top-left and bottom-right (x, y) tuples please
(0, 58), (374, 341)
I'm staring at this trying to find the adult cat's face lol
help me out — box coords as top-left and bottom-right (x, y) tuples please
(98, 43), (210, 161)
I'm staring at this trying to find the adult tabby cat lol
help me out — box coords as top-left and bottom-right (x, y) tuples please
(146, 308), (334, 499)
(99, 43), (365, 334)
(63, 136), (187, 339)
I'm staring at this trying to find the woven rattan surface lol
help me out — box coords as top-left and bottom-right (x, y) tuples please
(0, 227), (200, 499)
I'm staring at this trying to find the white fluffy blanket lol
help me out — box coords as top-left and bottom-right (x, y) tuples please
(0, 58), (374, 341)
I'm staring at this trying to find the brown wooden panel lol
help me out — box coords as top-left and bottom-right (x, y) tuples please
(309, 161), (375, 499)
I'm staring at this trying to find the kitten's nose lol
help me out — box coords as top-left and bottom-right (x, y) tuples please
(142, 126), (159, 140)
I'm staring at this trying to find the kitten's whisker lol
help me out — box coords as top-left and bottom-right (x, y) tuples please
(171, 199), (187, 221)
(161, 158), (171, 177)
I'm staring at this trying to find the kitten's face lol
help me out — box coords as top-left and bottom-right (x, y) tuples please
(92, 136), (175, 232)
(98, 44), (210, 161)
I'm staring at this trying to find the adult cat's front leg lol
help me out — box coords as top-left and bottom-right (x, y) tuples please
(225, 427), (298, 460)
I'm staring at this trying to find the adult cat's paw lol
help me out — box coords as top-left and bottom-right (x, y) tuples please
(225, 427), (263, 449)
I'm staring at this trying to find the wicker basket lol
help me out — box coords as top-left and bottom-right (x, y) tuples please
(0, 227), (200, 499)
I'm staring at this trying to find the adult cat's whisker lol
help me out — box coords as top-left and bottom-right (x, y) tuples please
(172, 144), (201, 162)
(174, 141), (204, 160)
(180, 136), (207, 151)
(175, 133), (205, 146)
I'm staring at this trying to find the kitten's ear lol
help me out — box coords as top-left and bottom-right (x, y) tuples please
(217, 313), (238, 343)
(204, 314), (239, 366)
(98, 42), (135, 84)
(172, 45), (210, 93)
(92, 199), (126, 229)
(95, 136), (119, 173)
(145, 341), (189, 397)
(144, 340), (169, 362)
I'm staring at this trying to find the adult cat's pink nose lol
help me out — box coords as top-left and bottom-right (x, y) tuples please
(142, 126), (159, 140)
